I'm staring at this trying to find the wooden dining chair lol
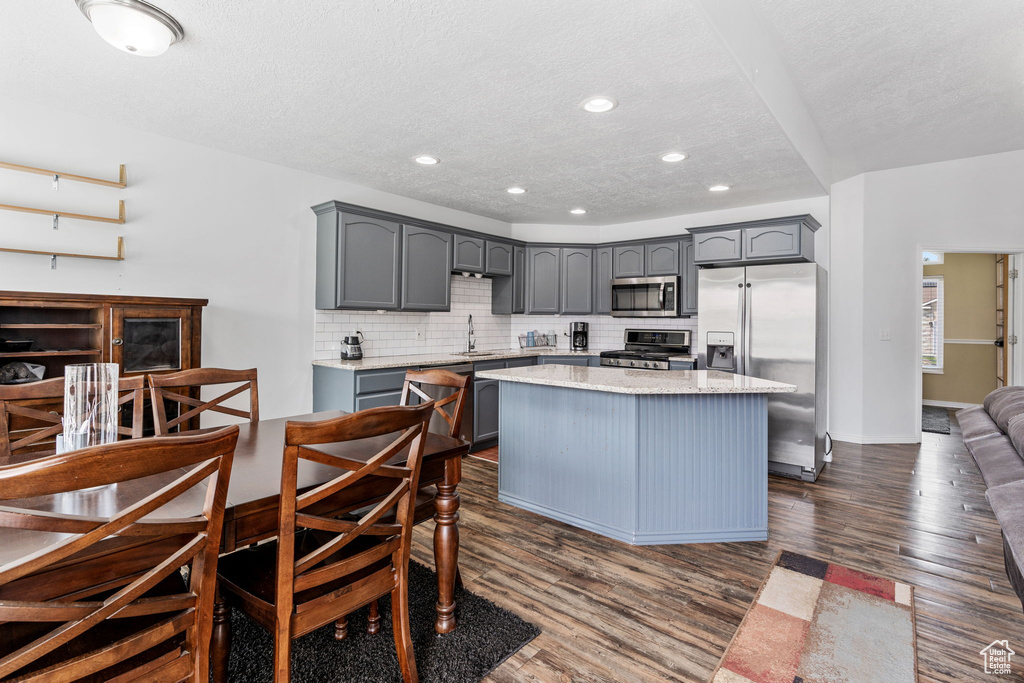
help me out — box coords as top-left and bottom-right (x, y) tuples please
(399, 368), (471, 439)
(149, 367), (259, 435)
(0, 426), (239, 682)
(0, 376), (152, 462)
(216, 402), (435, 683)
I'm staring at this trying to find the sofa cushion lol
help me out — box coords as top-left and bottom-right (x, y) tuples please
(991, 394), (1024, 433)
(987, 480), (1024, 605)
(984, 385), (1024, 413)
(1010, 415), (1024, 457)
(956, 406), (1002, 442)
(968, 436), (1024, 488)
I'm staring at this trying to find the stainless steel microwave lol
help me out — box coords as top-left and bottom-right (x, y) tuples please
(610, 276), (680, 317)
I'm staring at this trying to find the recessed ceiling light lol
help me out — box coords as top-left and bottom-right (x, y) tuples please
(414, 155), (439, 165)
(76, 0), (184, 56)
(570, 208), (587, 215)
(506, 187), (526, 194)
(709, 185), (731, 192)
(661, 152), (688, 163)
(582, 97), (617, 113)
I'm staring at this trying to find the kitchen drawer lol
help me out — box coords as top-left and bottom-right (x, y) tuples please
(354, 390), (404, 411)
(474, 359), (507, 372)
(505, 357), (537, 369)
(354, 368), (408, 395)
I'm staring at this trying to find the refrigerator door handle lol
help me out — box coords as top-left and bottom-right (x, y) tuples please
(737, 280), (746, 375)
(744, 283), (753, 376)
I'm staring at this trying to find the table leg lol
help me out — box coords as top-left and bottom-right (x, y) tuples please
(433, 456), (461, 634)
(211, 582), (231, 683)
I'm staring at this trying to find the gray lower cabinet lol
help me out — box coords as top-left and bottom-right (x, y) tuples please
(560, 247), (593, 314)
(537, 356), (591, 367)
(313, 365), (408, 413)
(692, 229), (743, 264)
(680, 236), (698, 315)
(473, 379), (501, 442)
(400, 225), (452, 311)
(594, 247), (613, 314)
(485, 241), (514, 276)
(453, 235), (485, 272)
(645, 241), (681, 276)
(743, 223), (812, 262)
(526, 246), (561, 314)
(612, 245), (645, 278)
(314, 210), (402, 310)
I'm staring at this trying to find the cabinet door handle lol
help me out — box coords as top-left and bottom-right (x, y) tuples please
(112, 338), (124, 346)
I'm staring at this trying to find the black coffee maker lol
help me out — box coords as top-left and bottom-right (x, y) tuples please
(570, 322), (589, 351)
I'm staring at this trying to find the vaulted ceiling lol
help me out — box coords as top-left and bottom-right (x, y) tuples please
(2, 1), (1022, 224)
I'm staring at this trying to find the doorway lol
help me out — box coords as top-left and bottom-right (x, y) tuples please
(918, 250), (1019, 436)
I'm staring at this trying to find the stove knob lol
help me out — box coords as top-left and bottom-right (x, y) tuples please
(643, 362), (650, 368)
(629, 360), (637, 367)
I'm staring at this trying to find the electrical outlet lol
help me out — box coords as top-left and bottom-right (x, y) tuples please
(879, 328), (891, 341)
(414, 328), (423, 341)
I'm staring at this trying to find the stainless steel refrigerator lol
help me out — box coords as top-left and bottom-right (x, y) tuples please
(697, 263), (828, 481)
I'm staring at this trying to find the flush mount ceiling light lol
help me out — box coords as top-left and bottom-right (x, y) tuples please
(414, 155), (440, 165)
(76, 0), (184, 57)
(506, 187), (526, 194)
(581, 97), (617, 113)
(661, 152), (688, 163)
(570, 208), (587, 215)
(708, 185), (731, 192)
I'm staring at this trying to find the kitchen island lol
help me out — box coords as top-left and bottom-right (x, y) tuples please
(474, 365), (796, 545)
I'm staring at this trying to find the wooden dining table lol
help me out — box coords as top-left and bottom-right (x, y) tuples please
(0, 409), (470, 683)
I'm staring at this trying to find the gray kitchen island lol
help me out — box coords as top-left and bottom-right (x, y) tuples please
(474, 365), (796, 545)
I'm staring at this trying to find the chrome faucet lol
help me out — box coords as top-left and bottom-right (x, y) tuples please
(467, 314), (475, 352)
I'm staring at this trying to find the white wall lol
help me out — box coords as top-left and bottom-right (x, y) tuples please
(0, 99), (511, 419)
(829, 149), (1024, 443)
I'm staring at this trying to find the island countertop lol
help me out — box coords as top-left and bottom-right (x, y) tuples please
(475, 365), (796, 395)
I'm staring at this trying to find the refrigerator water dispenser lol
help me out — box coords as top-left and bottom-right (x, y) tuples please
(706, 332), (736, 371)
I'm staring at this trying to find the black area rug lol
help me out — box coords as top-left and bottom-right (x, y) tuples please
(922, 405), (951, 434)
(226, 561), (540, 682)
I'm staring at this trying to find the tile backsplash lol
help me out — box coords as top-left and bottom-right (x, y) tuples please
(315, 275), (696, 360)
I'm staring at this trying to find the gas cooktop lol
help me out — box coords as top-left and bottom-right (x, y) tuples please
(599, 328), (691, 370)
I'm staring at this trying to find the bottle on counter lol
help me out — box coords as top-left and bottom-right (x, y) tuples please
(527, 330), (535, 347)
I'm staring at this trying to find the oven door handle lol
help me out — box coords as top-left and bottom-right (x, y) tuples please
(658, 283), (665, 310)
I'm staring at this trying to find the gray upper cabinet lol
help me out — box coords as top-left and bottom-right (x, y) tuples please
(645, 241), (681, 276)
(485, 241), (514, 276)
(680, 236), (698, 315)
(453, 235), (485, 273)
(400, 225), (452, 311)
(314, 208), (401, 310)
(561, 247), (593, 314)
(692, 229), (742, 264)
(612, 245), (645, 278)
(491, 245), (526, 314)
(526, 246), (561, 314)
(594, 247), (613, 314)
(743, 223), (813, 262)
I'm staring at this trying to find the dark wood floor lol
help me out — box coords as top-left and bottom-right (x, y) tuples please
(410, 413), (1024, 682)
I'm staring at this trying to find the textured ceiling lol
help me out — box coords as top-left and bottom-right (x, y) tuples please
(0, 0), (822, 224)
(2, 1), (1022, 224)
(752, 0), (1024, 179)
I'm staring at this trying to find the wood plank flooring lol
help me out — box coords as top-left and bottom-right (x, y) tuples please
(410, 413), (1024, 682)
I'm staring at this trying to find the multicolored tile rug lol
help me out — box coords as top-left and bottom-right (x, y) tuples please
(710, 550), (917, 683)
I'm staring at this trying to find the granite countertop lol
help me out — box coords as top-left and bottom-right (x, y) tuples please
(312, 348), (602, 371)
(475, 365), (796, 395)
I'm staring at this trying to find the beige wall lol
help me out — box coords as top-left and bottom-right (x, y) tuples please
(922, 253), (999, 405)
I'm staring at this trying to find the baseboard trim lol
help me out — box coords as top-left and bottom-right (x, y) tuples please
(922, 399), (981, 410)
(830, 433), (922, 445)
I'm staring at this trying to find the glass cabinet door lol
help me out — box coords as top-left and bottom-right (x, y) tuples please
(109, 307), (193, 375)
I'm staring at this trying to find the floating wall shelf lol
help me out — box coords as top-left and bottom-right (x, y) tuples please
(0, 236), (125, 268)
(0, 161), (127, 189)
(0, 199), (126, 225)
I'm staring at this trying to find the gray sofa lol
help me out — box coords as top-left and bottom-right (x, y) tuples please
(958, 386), (1024, 607)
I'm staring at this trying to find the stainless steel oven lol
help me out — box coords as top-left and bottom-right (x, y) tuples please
(610, 275), (680, 317)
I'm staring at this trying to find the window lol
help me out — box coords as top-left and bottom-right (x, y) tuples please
(922, 276), (944, 371)
(922, 251), (944, 264)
